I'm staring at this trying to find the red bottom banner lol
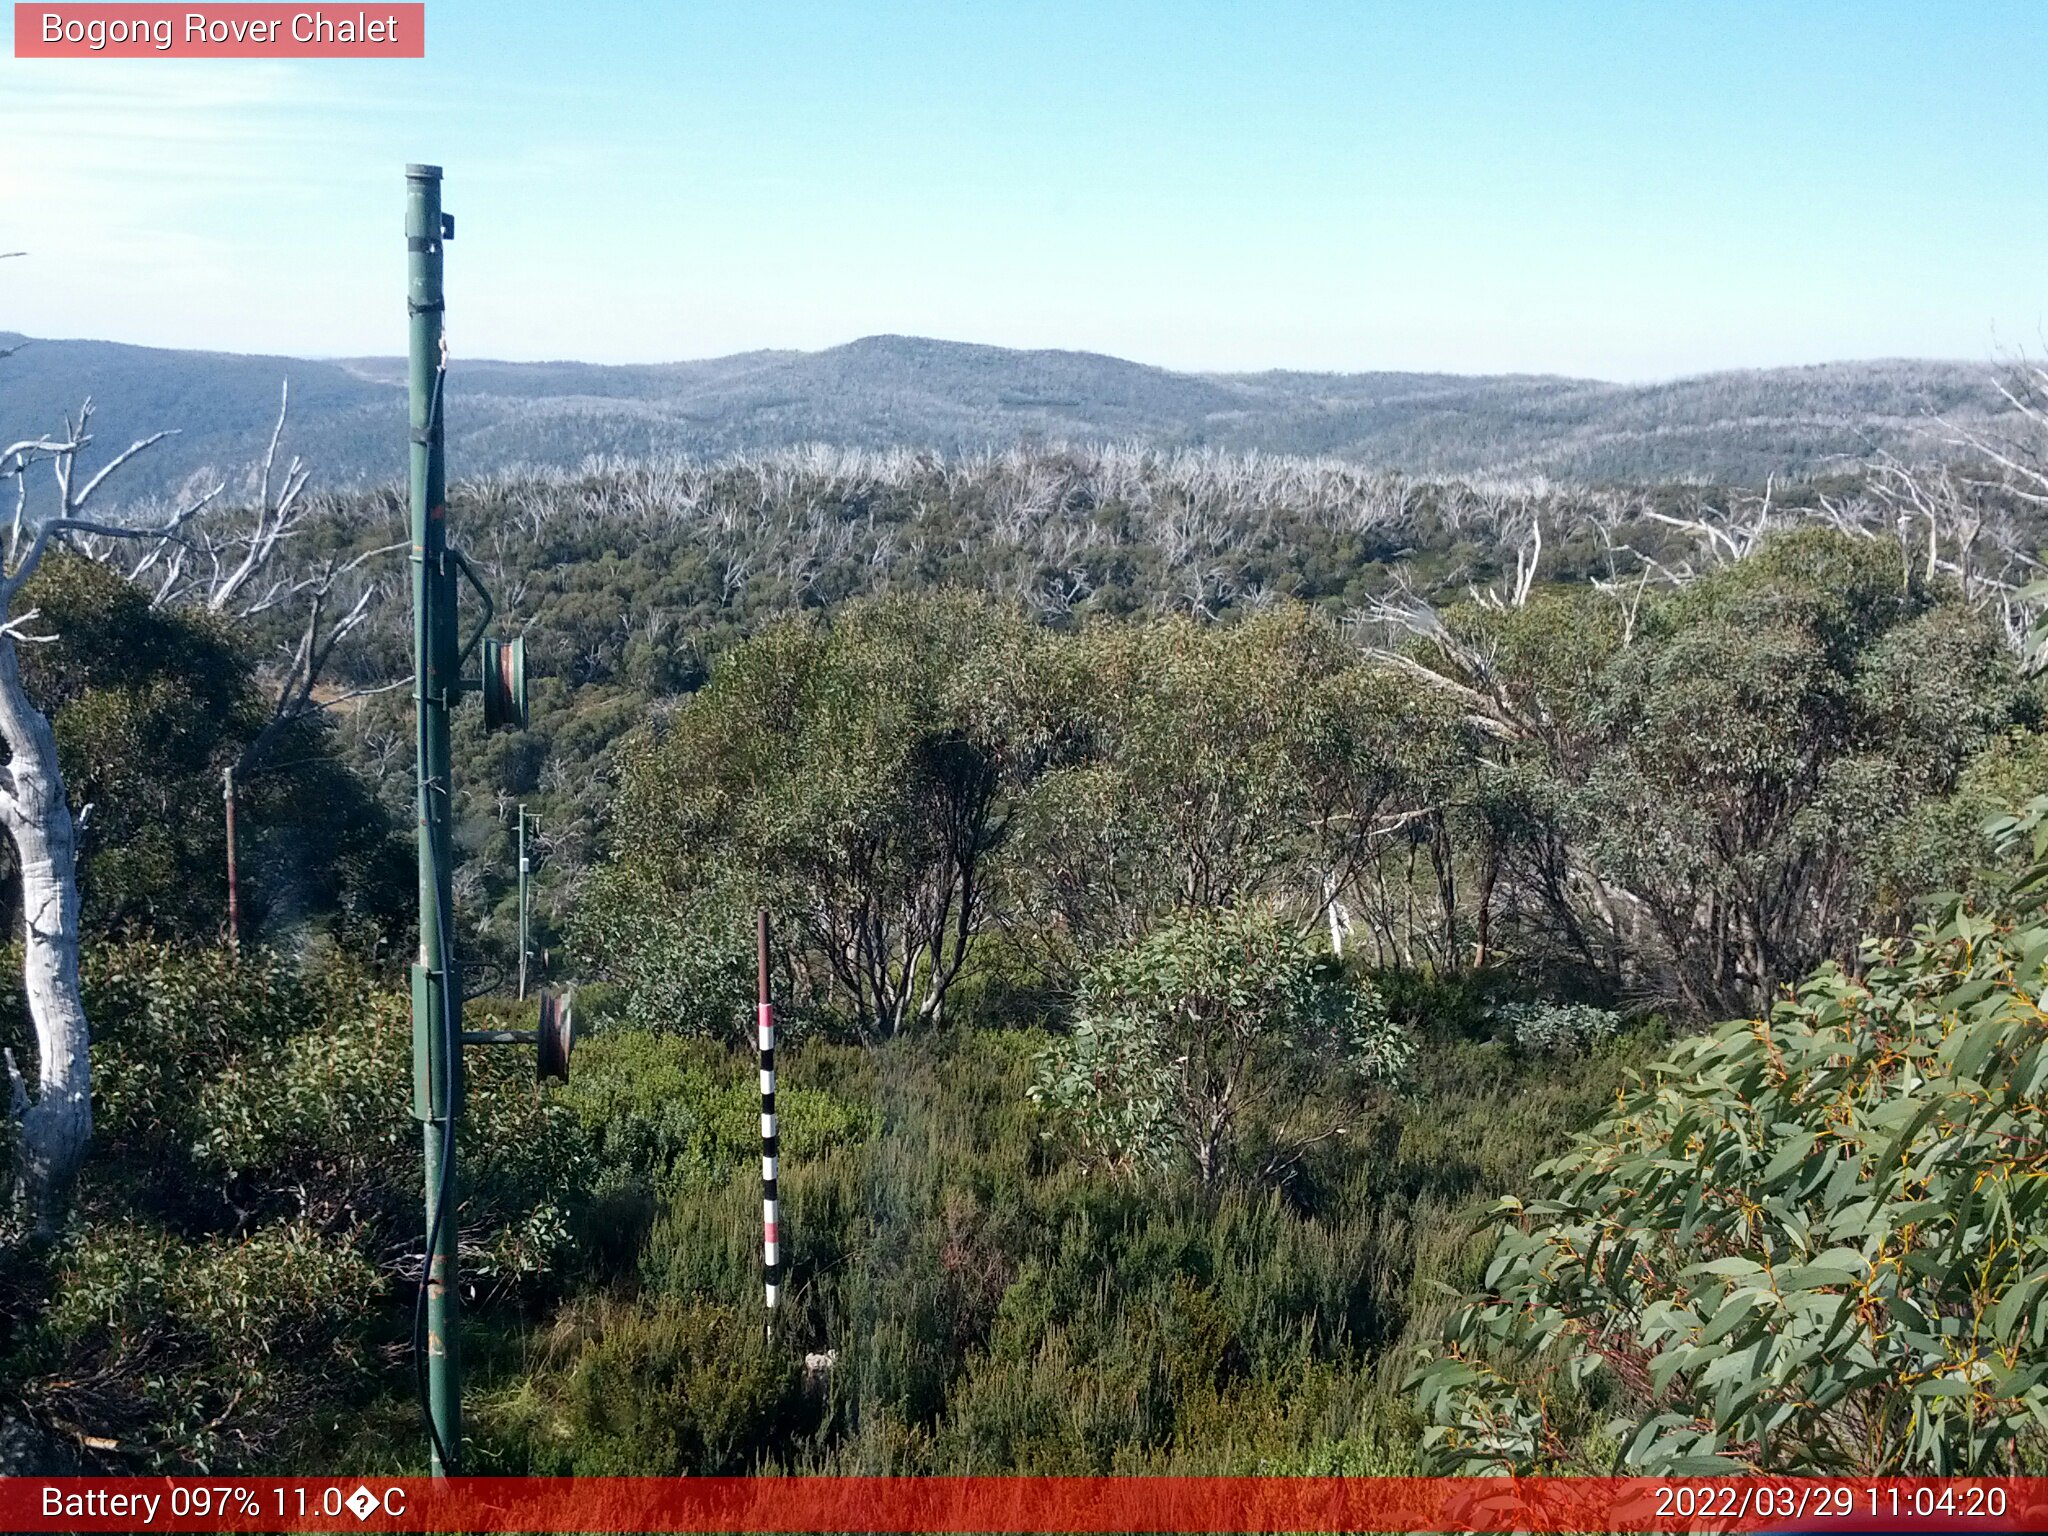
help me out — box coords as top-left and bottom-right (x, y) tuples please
(4, 1476), (2046, 1534)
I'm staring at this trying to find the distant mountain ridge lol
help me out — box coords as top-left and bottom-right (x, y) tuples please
(0, 330), (2007, 503)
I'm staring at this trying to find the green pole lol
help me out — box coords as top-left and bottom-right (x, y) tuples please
(406, 162), (462, 1478)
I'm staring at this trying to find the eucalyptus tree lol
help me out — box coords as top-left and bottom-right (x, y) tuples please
(609, 592), (1054, 1041)
(1030, 903), (1413, 1188)
(1371, 529), (2018, 1016)
(1004, 606), (1468, 980)
(1607, 533), (2010, 1012)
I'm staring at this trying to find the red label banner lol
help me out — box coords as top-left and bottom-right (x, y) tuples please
(1, 1476), (2045, 1533)
(13, 4), (424, 57)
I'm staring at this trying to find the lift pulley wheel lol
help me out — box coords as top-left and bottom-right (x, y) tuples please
(537, 988), (574, 1083)
(482, 636), (527, 732)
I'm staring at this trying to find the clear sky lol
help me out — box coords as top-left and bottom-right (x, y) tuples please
(1, 1), (2043, 379)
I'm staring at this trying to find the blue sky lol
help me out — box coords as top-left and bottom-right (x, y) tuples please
(1, 1), (2043, 377)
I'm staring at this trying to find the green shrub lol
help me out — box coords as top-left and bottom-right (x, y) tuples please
(31, 1219), (380, 1468)
(1032, 906), (1412, 1186)
(4, 943), (587, 1470)
(554, 1299), (803, 1474)
(568, 869), (752, 1041)
(1413, 799), (2048, 1474)
(50, 1219), (378, 1363)
(485, 999), (1633, 1477)
(1493, 1001), (1622, 1057)
(564, 1029), (877, 1198)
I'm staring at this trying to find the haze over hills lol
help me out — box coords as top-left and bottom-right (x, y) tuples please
(0, 330), (2009, 504)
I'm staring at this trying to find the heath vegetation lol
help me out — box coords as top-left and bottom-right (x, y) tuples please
(5, 365), (2048, 1474)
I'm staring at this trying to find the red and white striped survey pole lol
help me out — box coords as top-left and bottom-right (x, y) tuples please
(757, 911), (781, 1326)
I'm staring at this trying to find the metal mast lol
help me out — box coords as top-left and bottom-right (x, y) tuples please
(402, 159), (562, 1480)
(405, 161), (463, 1478)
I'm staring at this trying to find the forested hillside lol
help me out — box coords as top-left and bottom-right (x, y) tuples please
(4, 401), (2048, 1476)
(0, 331), (2009, 502)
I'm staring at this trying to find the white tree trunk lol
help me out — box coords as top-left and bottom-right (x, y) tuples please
(0, 633), (90, 1234)
(0, 391), (236, 1236)
(0, 387), (351, 1235)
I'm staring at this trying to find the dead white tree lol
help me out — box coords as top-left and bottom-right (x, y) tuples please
(1640, 476), (1780, 569)
(1587, 522), (1683, 647)
(0, 357), (397, 1230)
(0, 398), (222, 1233)
(1355, 574), (1527, 743)
(234, 542), (405, 771)
(74, 382), (406, 774)
(1468, 511), (1544, 611)
(1801, 375), (2048, 667)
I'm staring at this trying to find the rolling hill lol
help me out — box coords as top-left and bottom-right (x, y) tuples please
(0, 330), (2008, 504)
